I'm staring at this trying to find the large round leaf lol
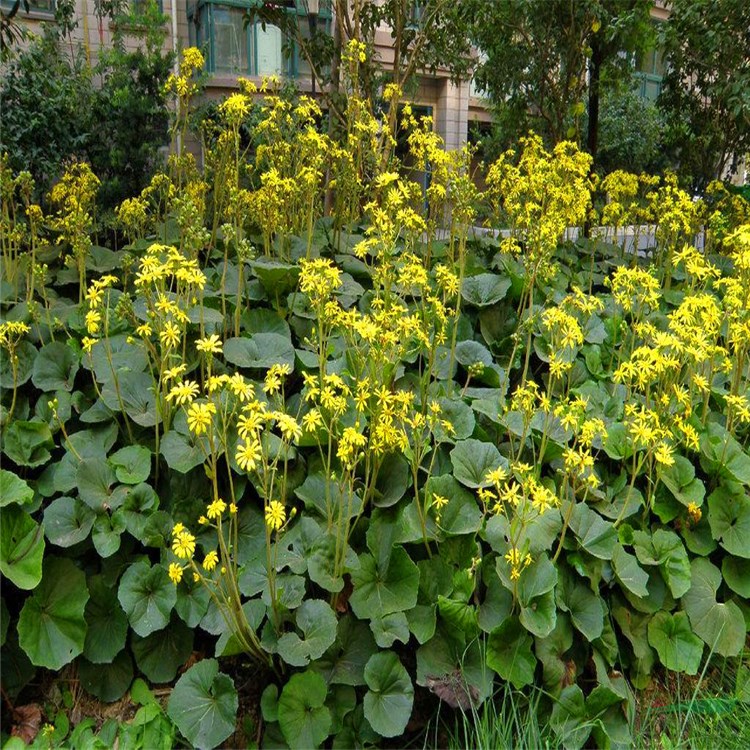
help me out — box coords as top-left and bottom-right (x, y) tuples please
(708, 485), (750, 558)
(277, 670), (331, 750)
(43, 496), (95, 547)
(0, 505), (45, 589)
(349, 548), (419, 620)
(486, 617), (537, 689)
(117, 560), (176, 637)
(223, 333), (295, 370)
(277, 599), (337, 667)
(167, 659), (238, 750)
(682, 558), (745, 657)
(722, 556), (750, 598)
(363, 651), (414, 738)
(2, 420), (53, 467)
(647, 611), (703, 675)
(17, 557), (89, 669)
(132, 617), (193, 683)
(83, 575), (128, 664)
(0, 469), (33, 507)
(450, 438), (507, 488)
(109, 445), (152, 485)
(461, 273), (511, 307)
(78, 650), (133, 702)
(101, 371), (160, 427)
(31, 341), (79, 392)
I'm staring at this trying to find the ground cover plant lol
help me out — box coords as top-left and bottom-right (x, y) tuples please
(1, 45), (749, 749)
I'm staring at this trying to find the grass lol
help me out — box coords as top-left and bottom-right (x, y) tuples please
(435, 683), (559, 750)
(435, 659), (750, 750)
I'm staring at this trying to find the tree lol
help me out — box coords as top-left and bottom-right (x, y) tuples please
(659, 0), (750, 191)
(247, 1), (474, 133)
(469, 0), (652, 165)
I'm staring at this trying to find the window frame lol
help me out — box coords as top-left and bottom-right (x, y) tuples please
(188, 0), (331, 79)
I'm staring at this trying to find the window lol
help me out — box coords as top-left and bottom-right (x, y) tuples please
(188, 0), (331, 78)
(634, 44), (665, 102)
(0, 0), (55, 14)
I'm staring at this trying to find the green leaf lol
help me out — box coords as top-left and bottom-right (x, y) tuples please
(175, 576), (211, 628)
(372, 453), (411, 507)
(83, 575), (128, 664)
(437, 596), (479, 638)
(461, 273), (511, 307)
(92, 511), (126, 558)
(17, 557), (89, 669)
(633, 528), (692, 598)
(117, 560), (176, 637)
(708, 485), (750, 558)
(160, 428), (209, 474)
(223, 333), (295, 370)
(132, 617), (194, 683)
(109, 445), (152, 485)
(43, 496), (95, 547)
(647, 611), (703, 675)
(556, 569), (604, 642)
(167, 659), (238, 750)
(432, 397), (475, 443)
(450, 438), (507, 488)
(425, 475), (483, 536)
(659, 455), (705, 507)
(550, 685), (590, 750)
(31, 341), (79, 392)
(277, 599), (338, 667)
(569, 503), (617, 559)
(722, 557), (750, 598)
(2, 420), (53, 467)
(101, 371), (160, 427)
(120, 483), (159, 542)
(612, 544), (649, 597)
(363, 651), (414, 738)
(277, 670), (331, 750)
(536, 614), (574, 696)
(0, 339), (35, 388)
(295, 473), (362, 521)
(0, 505), (45, 589)
(349, 548), (419, 620)
(76, 459), (125, 511)
(370, 611), (410, 648)
(0, 470), (34, 507)
(486, 617), (537, 689)
(314, 616), (377, 687)
(78, 650), (133, 703)
(701, 422), (750, 484)
(682, 558), (745, 657)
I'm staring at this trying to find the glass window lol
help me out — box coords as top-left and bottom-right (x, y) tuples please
(213, 5), (249, 74)
(188, 0), (331, 78)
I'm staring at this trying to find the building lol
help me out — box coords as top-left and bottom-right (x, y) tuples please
(2, 0), (489, 154)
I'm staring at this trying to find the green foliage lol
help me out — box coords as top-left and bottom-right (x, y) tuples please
(1, 66), (749, 750)
(659, 0), (750, 191)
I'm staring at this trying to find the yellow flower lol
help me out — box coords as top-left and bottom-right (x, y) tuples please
(485, 466), (509, 486)
(135, 323), (153, 338)
(206, 498), (227, 520)
(85, 309), (102, 335)
(159, 321), (181, 349)
(202, 551), (219, 571)
(654, 442), (675, 466)
(81, 336), (97, 354)
(163, 364), (187, 382)
(172, 530), (196, 559)
(276, 413), (302, 443)
(167, 380), (200, 405)
(235, 439), (261, 472)
(432, 494), (449, 511)
(687, 502), (702, 524)
(302, 409), (323, 432)
(196, 334), (223, 354)
(168, 562), (184, 584)
(228, 373), (254, 401)
(265, 500), (286, 531)
(186, 401), (216, 435)
(229, 502), (238, 514)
